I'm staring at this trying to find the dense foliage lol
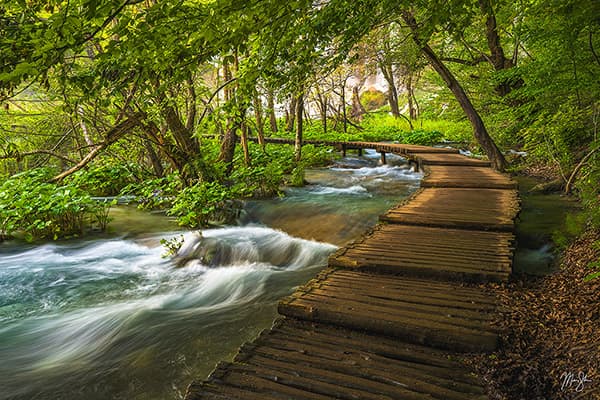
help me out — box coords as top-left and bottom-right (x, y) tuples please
(0, 0), (598, 240)
(0, 168), (111, 241)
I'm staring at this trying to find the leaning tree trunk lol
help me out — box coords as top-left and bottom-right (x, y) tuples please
(50, 114), (143, 182)
(403, 12), (507, 171)
(145, 139), (164, 177)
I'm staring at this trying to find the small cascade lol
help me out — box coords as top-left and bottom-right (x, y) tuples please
(174, 226), (336, 269)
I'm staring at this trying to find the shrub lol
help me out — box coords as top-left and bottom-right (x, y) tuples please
(230, 163), (285, 198)
(68, 161), (146, 196)
(0, 168), (110, 241)
(120, 172), (183, 210)
(399, 129), (444, 145)
(168, 181), (237, 227)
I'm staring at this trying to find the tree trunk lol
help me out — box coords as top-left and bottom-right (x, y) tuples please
(267, 89), (278, 133)
(219, 124), (238, 173)
(141, 121), (180, 172)
(478, 0), (522, 96)
(240, 123), (251, 166)
(389, 86), (400, 118)
(295, 93), (303, 162)
(315, 88), (327, 134)
(380, 63), (400, 118)
(145, 139), (164, 177)
(341, 84), (347, 133)
(351, 86), (366, 121)
(163, 105), (199, 156)
(77, 106), (94, 146)
(406, 74), (417, 120)
(403, 12), (507, 171)
(219, 58), (238, 173)
(286, 96), (297, 132)
(253, 95), (266, 149)
(185, 76), (197, 132)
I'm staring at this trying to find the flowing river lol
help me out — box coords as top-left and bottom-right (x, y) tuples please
(0, 150), (422, 400)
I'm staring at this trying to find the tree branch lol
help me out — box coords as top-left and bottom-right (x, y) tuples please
(197, 77), (238, 124)
(49, 113), (143, 183)
(565, 146), (599, 194)
(439, 56), (488, 66)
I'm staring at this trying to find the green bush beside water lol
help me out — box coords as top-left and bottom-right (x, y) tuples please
(0, 168), (112, 241)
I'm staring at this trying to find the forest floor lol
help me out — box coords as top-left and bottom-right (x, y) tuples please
(468, 226), (600, 399)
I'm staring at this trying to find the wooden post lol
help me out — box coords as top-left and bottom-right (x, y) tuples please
(410, 159), (420, 172)
(380, 151), (386, 164)
(342, 144), (347, 157)
(358, 148), (363, 157)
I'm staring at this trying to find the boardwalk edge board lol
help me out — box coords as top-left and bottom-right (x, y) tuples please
(184, 141), (520, 400)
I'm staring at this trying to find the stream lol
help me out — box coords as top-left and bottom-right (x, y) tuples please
(0, 150), (421, 400)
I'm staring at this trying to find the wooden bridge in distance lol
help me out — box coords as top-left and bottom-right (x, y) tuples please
(185, 140), (520, 400)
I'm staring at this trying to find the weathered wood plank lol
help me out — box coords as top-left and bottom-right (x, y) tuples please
(411, 153), (493, 167)
(330, 224), (514, 282)
(422, 165), (517, 189)
(278, 269), (499, 353)
(380, 188), (520, 231)
(185, 319), (488, 400)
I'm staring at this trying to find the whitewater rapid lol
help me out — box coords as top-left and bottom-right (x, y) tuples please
(0, 227), (336, 399)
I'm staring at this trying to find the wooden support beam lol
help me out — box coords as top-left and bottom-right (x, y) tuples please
(380, 151), (386, 164)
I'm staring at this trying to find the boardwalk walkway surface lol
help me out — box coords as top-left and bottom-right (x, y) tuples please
(185, 141), (519, 400)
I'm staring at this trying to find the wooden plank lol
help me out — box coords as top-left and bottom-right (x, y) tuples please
(380, 188), (520, 231)
(330, 256), (510, 282)
(278, 269), (499, 353)
(329, 224), (514, 282)
(401, 145), (460, 154)
(186, 319), (488, 400)
(411, 153), (493, 167)
(317, 271), (500, 304)
(422, 165), (517, 189)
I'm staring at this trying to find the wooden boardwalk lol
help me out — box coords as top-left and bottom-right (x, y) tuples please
(185, 141), (519, 400)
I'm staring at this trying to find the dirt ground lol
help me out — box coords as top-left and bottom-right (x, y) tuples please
(467, 228), (600, 400)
